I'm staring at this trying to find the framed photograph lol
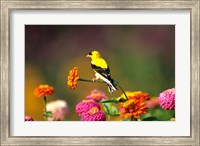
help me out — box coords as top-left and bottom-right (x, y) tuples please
(1, 0), (199, 145)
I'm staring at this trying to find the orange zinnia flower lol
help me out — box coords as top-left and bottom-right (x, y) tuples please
(120, 91), (150, 119)
(34, 84), (54, 97)
(67, 67), (79, 89)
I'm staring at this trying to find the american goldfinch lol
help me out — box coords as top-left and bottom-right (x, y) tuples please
(86, 50), (118, 93)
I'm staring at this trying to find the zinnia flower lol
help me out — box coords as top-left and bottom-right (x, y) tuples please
(67, 67), (79, 89)
(158, 88), (175, 110)
(46, 100), (69, 121)
(25, 115), (34, 121)
(170, 117), (175, 121)
(34, 84), (54, 97)
(86, 89), (108, 102)
(81, 107), (106, 121)
(120, 91), (150, 119)
(76, 99), (100, 116)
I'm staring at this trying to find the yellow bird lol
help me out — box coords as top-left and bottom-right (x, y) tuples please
(86, 50), (118, 93)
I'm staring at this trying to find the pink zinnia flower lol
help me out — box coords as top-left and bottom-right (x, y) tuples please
(158, 88), (175, 110)
(46, 100), (69, 121)
(76, 99), (100, 116)
(86, 89), (108, 102)
(25, 115), (34, 121)
(81, 107), (106, 121)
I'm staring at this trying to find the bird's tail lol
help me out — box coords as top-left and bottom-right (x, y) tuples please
(107, 80), (118, 93)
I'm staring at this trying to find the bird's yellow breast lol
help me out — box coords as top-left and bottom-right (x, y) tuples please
(91, 57), (108, 69)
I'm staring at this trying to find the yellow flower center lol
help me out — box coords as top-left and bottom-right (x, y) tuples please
(88, 107), (99, 115)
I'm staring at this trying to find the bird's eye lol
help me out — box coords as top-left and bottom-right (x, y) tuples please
(89, 52), (92, 55)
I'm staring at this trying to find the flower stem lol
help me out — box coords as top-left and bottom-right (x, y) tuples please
(131, 116), (134, 121)
(78, 78), (128, 100)
(116, 84), (128, 100)
(107, 115), (111, 121)
(78, 78), (105, 83)
(43, 96), (47, 119)
(131, 116), (137, 121)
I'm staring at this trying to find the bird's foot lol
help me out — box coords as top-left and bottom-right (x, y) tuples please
(92, 78), (97, 83)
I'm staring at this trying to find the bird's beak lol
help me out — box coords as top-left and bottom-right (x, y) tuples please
(86, 54), (90, 58)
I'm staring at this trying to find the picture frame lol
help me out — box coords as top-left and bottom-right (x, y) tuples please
(0, 0), (199, 145)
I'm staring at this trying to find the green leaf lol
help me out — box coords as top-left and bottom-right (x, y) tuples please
(110, 104), (118, 114)
(103, 103), (110, 114)
(142, 116), (160, 121)
(43, 111), (53, 117)
(101, 98), (119, 103)
(103, 102), (119, 116)
(110, 113), (120, 116)
(150, 106), (175, 121)
(101, 97), (127, 104)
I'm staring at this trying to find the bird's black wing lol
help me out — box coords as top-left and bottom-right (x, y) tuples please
(91, 63), (113, 81)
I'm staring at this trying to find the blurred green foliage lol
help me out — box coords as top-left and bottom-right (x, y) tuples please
(25, 25), (175, 121)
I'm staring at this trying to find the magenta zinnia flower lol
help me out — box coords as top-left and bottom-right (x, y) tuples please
(76, 99), (100, 116)
(25, 115), (34, 121)
(81, 107), (106, 121)
(86, 89), (107, 102)
(158, 88), (175, 110)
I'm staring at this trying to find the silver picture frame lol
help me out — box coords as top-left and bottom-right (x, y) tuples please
(0, 0), (199, 145)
